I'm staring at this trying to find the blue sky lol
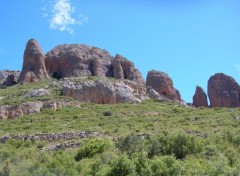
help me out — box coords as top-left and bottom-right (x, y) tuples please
(0, 0), (240, 103)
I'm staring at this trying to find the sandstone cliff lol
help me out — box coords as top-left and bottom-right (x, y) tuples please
(193, 86), (208, 108)
(146, 70), (182, 102)
(208, 73), (240, 108)
(19, 39), (49, 84)
(61, 78), (147, 104)
(45, 44), (145, 84)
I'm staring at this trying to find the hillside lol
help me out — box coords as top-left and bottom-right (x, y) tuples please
(1, 39), (240, 175)
(1, 79), (240, 175)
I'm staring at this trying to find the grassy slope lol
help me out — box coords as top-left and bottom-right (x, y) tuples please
(1, 81), (240, 175)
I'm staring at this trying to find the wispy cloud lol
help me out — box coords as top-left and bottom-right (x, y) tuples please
(43, 0), (88, 34)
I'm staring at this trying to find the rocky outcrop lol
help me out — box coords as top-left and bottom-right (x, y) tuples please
(92, 57), (113, 77)
(0, 101), (43, 119)
(0, 70), (20, 86)
(146, 70), (182, 102)
(148, 89), (162, 100)
(113, 54), (145, 84)
(0, 131), (100, 143)
(45, 44), (113, 78)
(0, 131), (101, 151)
(62, 78), (147, 104)
(0, 100), (74, 119)
(19, 39), (49, 84)
(193, 86), (208, 107)
(5, 74), (19, 86)
(24, 88), (49, 98)
(208, 73), (240, 107)
(45, 44), (145, 83)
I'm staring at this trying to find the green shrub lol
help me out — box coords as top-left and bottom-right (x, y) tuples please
(150, 155), (183, 176)
(171, 134), (203, 159)
(132, 152), (152, 176)
(75, 138), (113, 161)
(103, 111), (112, 116)
(116, 134), (146, 156)
(107, 154), (135, 176)
(225, 148), (239, 166)
(148, 134), (170, 157)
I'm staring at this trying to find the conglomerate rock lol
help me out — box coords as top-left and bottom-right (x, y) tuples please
(193, 86), (208, 107)
(62, 78), (147, 104)
(146, 70), (182, 102)
(208, 73), (240, 108)
(19, 39), (49, 84)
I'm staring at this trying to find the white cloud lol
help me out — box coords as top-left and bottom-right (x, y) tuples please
(44, 0), (88, 34)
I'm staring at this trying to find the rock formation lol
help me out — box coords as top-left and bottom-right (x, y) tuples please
(208, 73), (240, 107)
(0, 70), (20, 86)
(19, 39), (49, 84)
(45, 44), (113, 78)
(5, 74), (19, 86)
(113, 54), (145, 84)
(146, 70), (182, 102)
(62, 78), (147, 104)
(0, 100), (74, 119)
(45, 44), (145, 84)
(193, 86), (208, 107)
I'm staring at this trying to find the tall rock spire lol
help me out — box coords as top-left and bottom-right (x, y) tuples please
(193, 86), (208, 107)
(19, 39), (49, 84)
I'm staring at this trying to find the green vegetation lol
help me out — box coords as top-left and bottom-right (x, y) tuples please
(1, 82), (240, 175)
(0, 79), (66, 106)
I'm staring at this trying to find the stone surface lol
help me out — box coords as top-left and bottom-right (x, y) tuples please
(19, 39), (49, 84)
(113, 54), (145, 84)
(62, 78), (147, 104)
(45, 44), (144, 83)
(92, 57), (113, 77)
(146, 70), (182, 102)
(208, 73), (240, 107)
(0, 100), (74, 119)
(148, 89), (161, 100)
(0, 101), (43, 119)
(5, 74), (19, 86)
(24, 88), (50, 98)
(45, 44), (113, 78)
(193, 86), (208, 107)
(0, 70), (20, 86)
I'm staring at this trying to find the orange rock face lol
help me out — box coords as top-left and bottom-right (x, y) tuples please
(146, 70), (182, 102)
(19, 39), (49, 84)
(193, 86), (208, 107)
(45, 44), (145, 84)
(113, 54), (145, 84)
(208, 73), (240, 107)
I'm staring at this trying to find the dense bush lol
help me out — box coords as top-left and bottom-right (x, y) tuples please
(108, 154), (135, 176)
(103, 111), (112, 116)
(170, 134), (203, 159)
(116, 134), (146, 156)
(75, 138), (113, 161)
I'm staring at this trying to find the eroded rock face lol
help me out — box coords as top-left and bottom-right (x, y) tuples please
(45, 44), (113, 79)
(0, 100), (74, 119)
(193, 86), (208, 107)
(113, 54), (145, 84)
(208, 73), (240, 108)
(5, 73), (20, 86)
(146, 70), (182, 102)
(0, 70), (20, 86)
(45, 45), (145, 83)
(24, 88), (50, 98)
(62, 78), (147, 104)
(19, 39), (49, 84)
